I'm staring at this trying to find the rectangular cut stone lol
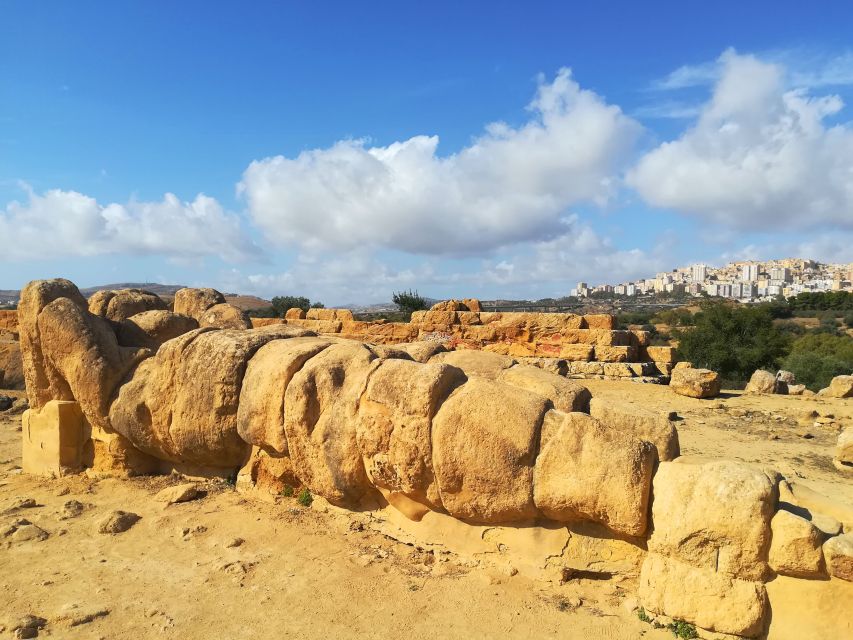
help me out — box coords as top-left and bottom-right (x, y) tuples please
(594, 346), (636, 362)
(22, 400), (87, 477)
(583, 314), (615, 329)
(590, 329), (631, 346)
(559, 344), (594, 361)
(456, 311), (481, 325)
(644, 346), (676, 363)
(603, 362), (634, 377)
(630, 330), (651, 347)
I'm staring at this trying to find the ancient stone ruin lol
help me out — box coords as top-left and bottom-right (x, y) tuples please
(14, 279), (853, 639)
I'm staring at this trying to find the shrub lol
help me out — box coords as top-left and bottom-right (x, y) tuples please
(297, 488), (313, 507)
(280, 485), (294, 498)
(674, 303), (790, 383)
(782, 332), (853, 390)
(845, 312), (853, 328)
(271, 295), (312, 316)
(392, 289), (428, 316)
(668, 620), (699, 639)
(637, 608), (651, 623)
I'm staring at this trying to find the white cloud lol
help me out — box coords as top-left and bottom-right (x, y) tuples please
(239, 69), (641, 256)
(0, 185), (258, 261)
(653, 60), (720, 90)
(628, 50), (853, 229)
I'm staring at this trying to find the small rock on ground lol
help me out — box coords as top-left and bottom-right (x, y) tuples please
(97, 510), (140, 534)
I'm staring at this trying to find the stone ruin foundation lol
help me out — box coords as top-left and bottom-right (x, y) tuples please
(13, 279), (853, 639)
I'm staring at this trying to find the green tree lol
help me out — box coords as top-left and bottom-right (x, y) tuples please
(270, 295), (311, 316)
(392, 289), (428, 316)
(674, 303), (790, 384)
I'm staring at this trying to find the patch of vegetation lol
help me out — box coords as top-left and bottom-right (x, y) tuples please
(782, 332), (853, 390)
(674, 303), (790, 384)
(787, 290), (853, 311)
(297, 488), (313, 507)
(637, 607), (651, 623)
(280, 485), (294, 497)
(392, 289), (428, 318)
(667, 620), (699, 639)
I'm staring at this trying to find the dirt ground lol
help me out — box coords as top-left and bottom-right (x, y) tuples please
(1, 381), (851, 639)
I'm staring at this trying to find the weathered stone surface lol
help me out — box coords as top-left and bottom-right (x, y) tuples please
(745, 369), (780, 394)
(357, 359), (465, 510)
(558, 344), (594, 361)
(116, 310), (198, 350)
(88, 288), (167, 322)
(306, 308), (353, 322)
(110, 327), (310, 468)
(787, 383), (806, 396)
(429, 350), (516, 380)
(835, 427), (853, 473)
(823, 533), (853, 581)
(593, 345), (635, 363)
(534, 411), (655, 537)
(155, 483), (201, 504)
(394, 341), (447, 363)
(644, 346), (675, 363)
(589, 397), (680, 461)
(17, 279), (89, 410)
(173, 287), (226, 320)
(432, 378), (547, 523)
(36, 297), (150, 430)
(285, 307), (306, 320)
(497, 365), (591, 413)
(236, 337), (331, 454)
(823, 375), (853, 398)
(198, 303), (252, 330)
(776, 370), (796, 385)
(22, 401), (86, 477)
(283, 342), (380, 506)
(97, 510), (140, 534)
(0, 340), (23, 389)
(639, 553), (770, 637)
(648, 460), (777, 581)
(768, 509), (826, 578)
(669, 367), (721, 399)
(583, 314), (615, 330)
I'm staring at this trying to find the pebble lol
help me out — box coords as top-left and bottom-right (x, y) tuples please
(97, 510), (140, 534)
(224, 537), (244, 548)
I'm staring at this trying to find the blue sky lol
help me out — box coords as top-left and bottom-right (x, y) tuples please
(2, 1), (853, 304)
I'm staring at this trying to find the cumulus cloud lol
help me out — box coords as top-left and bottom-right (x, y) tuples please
(0, 185), (258, 261)
(239, 69), (641, 255)
(628, 50), (853, 229)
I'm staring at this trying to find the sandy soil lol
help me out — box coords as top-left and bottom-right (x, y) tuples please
(1, 381), (851, 639)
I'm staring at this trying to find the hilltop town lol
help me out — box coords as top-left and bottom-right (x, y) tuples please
(573, 258), (853, 302)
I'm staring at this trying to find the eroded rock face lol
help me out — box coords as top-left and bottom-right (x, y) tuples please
(745, 369), (781, 394)
(172, 287), (226, 320)
(429, 350), (516, 380)
(588, 397), (679, 461)
(823, 533), (853, 581)
(669, 367), (721, 399)
(0, 340), (24, 390)
(534, 411), (655, 537)
(356, 358), (465, 510)
(432, 378), (547, 523)
(88, 289), (167, 322)
(648, 460), (777, 582)
(835, 428), (853, 473)
(283, 342), (381, 506)
(768, 509), (826, 578)
(639, 553), (769, 637)
(110, 327), (312, 468)
(198, 303), (252, 330)
(823, 375), (853, 399)
(116, 310), (199, 350)
(497, 365), (591, 413)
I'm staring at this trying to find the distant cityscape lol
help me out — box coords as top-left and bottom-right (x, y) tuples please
(571, 258), (853, 302)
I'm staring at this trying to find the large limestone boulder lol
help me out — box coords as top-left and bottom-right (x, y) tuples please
(589, 397), (679, 461)
(768, 509), (826, 578)
(533, 411), (655, 537)
(356, 359), (465, 512)
(648, 459), (777, 581)
(669, 367), (721, 399)
(198, 303), (252, 330)
(88, 288), (167, 322)
(116, 310), (199, 350)
(432, 378), (548, 523)
(172, 287), (226, 320)
(283, 342), (381, 506)
(429, 350), (516, 380)
(0, 340), (23, 389)
(497, 365), (591, 413)
(822, 375), (853, 398)
(823, 533), (853, 581)
(236, 337), (332, 454)
(35, 297), (150, 431)
(744, 369), (781, 394)
(110, 327), (311, 469)
(835, 428), (853, 473)
(17, 279), (89, 409)
(394, 341), (447, 363)
(639, 553), (769, 638)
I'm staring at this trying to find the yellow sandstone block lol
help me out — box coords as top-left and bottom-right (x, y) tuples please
(22, 400), (87, 477)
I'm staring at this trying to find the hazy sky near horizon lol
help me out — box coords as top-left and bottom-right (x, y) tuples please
(2, 1), (853, 304)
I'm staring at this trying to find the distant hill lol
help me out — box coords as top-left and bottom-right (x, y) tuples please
(0, 283), (270, 309)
